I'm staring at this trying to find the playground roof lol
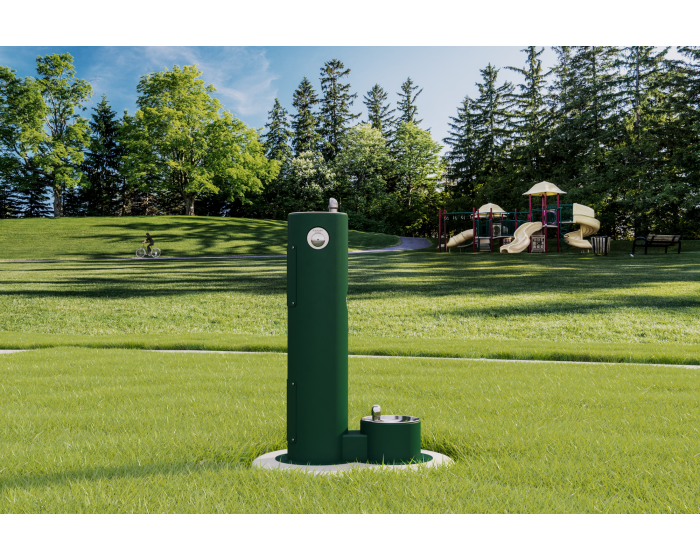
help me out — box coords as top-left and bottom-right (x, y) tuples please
(523, 181), (567, 197)
(477, 203), (507, 216)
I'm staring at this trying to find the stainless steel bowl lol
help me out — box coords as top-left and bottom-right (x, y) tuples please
(361, 415), (420, 424)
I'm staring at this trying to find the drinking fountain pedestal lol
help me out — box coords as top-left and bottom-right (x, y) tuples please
(252, 200), (453, 473)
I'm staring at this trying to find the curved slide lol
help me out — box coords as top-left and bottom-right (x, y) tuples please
(500, 222), (542, 253)
(563, 203), (600, 250)
(442, 228), (474, 250)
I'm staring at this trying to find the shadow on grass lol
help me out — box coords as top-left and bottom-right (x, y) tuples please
(0, 439), (287, 492)
(2, 251), (699, 313)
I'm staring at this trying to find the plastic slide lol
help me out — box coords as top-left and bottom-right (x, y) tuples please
(500, 222), (543, 253)
(443, 229), (474, 250)
(563, 203), (600, 250)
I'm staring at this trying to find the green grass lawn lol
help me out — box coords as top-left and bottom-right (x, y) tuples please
(0, 215), (400, 259)
(1, 348), (697, 513)
(1, 245), (699, 363)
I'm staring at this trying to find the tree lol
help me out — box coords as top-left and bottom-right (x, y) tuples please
(291, 77), (321, 155)
(0, 175), (22, 218)
(396, 77), (423, 125)
(17, 178), (51, 217)
(0, 54), (92, 218)
(506, 47), (550, 187)
(122, 65), (279, 216)
(444, 95), (481, 208)
(470, 63), (515, 207)
(334, 123), (392, 221)
(363, 84), (396, 140)
(81, 94), (124, 215)
(258, 98), (293, 219)
(282, 151), (336, 213)
(392, 122), (445, 235)
(262, 98), (292, 163)
(318, 59), (360, 160)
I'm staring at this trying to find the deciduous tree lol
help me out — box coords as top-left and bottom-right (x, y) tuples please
(122, 65), (278, 216)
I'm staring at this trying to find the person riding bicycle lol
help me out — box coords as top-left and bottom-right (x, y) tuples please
(142, 233), (155, 256)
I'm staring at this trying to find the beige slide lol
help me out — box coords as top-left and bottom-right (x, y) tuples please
(443, 228), (474, 250)
(563, 203), (600, 250)
(500, 222), (542, 253)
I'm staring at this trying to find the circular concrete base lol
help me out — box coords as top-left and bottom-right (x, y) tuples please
(252, 449), (453, 474)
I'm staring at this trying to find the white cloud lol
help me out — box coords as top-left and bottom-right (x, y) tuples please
(84, 46), (278, 119)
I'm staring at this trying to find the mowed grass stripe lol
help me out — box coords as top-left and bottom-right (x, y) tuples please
(0, 348), (698, 513)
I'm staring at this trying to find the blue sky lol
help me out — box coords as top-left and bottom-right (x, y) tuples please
(0, 46), (563, 152)
(0, 46), (687, 153)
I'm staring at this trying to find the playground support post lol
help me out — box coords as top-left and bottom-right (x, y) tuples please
(472, 208), (476, 254)
(438, 209), (442, 253)
(528, 195), (533, 253)
(542, 195), (547, 254)
(557, 194), (560, 253)
(489, 209), (493, 252)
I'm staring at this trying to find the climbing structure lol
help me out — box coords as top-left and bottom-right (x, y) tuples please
(438, 182), (600, 254)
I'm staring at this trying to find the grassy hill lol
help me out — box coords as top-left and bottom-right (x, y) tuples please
(0, 216), (401, 260)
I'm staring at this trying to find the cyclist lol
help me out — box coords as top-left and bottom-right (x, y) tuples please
(142, 233), (155, 256)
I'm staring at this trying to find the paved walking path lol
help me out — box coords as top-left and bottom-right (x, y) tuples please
(4, 347), (698, 369)
(0, 237), (431, 263)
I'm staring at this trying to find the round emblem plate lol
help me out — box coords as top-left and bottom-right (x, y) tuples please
(307, 227), (330, 250)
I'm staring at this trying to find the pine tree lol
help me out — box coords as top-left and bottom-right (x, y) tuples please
(19, 179), (51, 217)
(260, 98), (293, 219)
(443, 95), (481, 208)
(291, 77), (321, 156)
(318, 59), (360, 160)
(396, 77), (423, 125)
(0, 175), (22, 218)
(363, 84), (396, 138)
(263, 98), (292, 163)
(82, 94), (123, 215)
(544, 46), (577, 190)
(668, 47), (700, 238)
(615, 47), (673, 235)
(506, 47), (550, 187)
(470, 63), (515, 207)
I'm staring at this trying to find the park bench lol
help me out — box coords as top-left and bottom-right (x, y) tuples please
(632, 234), (681, 255)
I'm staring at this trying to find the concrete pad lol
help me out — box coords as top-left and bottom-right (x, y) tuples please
(252, 449), (453, 474)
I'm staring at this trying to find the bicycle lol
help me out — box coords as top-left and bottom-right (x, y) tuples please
(136, 245), (161, 258)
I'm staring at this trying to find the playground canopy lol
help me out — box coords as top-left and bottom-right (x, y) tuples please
(477, 203), (507, 216)
(523, 181), (566, 197)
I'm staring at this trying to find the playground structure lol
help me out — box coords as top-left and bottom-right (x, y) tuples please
(438, 182), (601, 254)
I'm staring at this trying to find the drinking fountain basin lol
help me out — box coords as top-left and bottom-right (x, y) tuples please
(360, 414), (423, 464)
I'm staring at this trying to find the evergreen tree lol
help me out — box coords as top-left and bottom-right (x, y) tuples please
(443, 95), (481, 208)
(363, 84), (396, 138)
(259, 98), (293, 219)
(471, 63), (515, 207)
(262, 98), (293, 163)
(615, 47), (673, 235)
(291, 77), (321, 155)
(318, 59), (360, 160)
(82, 94), (124, 215)
(0, 175), (21, 218)
(506, 47), (550, 187)
(396, 77), (423, 125)
(18, 179), (51, 217)
(669, 47), (700, 237)
(544, 46), (577, 190)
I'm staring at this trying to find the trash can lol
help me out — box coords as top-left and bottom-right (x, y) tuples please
(591, 236), (611, 256)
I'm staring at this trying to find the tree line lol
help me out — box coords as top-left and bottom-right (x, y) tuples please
(2, 48), (699, 239)
(444, 46), (700, 239)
